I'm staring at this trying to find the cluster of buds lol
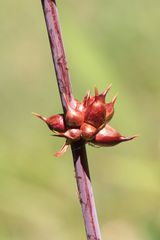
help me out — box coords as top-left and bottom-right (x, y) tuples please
(33, 85), (136, 157)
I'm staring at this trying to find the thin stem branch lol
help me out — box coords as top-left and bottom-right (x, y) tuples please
(41, 1), (102, 239)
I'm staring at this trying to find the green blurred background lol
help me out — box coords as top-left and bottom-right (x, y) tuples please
(0, 0), (160, 239)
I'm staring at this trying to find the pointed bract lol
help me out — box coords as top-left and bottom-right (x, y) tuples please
(94, 87), (99, 97)
(90, 124), (137, 147)
(32, 112), (47, 122)
(112, 95), (118, 105)
(54, 140), (70, 157)
(54, 129), (82, 141)
(33, 112), (66, 132)
(102, 84), (112, 98)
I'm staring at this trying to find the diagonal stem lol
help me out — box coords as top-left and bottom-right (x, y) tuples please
(41, 1), (102, 239)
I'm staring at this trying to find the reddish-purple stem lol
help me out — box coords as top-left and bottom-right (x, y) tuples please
(41, 1), (102, 239)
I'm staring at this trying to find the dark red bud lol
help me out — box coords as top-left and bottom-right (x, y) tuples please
(84, 85), (112, 128)
(84, 101), (106, 128)
(64, 94), (84, 127)
(33, 112), (66, 132)
(80, 123), (97, 141)
(90, 124), (137, 147)
(65, 107), (84, 127)
(54, 129), (82, 141)
(84, 89), (106, 129)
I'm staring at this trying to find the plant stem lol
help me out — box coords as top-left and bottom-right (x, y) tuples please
(41, 1), (102, 239)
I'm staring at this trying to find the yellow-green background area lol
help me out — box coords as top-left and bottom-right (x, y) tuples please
(0, 1), (160, 239)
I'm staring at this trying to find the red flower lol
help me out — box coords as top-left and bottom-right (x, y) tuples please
(33, 85), (136, 157)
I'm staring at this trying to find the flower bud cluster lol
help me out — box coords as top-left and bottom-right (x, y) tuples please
(33, 85), (136, 157)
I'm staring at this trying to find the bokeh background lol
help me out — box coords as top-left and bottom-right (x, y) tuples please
(0, 0), (160, 239)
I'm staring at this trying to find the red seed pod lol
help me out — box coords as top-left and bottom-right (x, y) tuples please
(33, 112), (66, 132)
(90, 124), (136, 147)
(84, 99), (106, 128)
(64, 94), (84, 127)
(105, 95), (117, 122)
(54, 128), (82, 141)
(84, 85), (111, 128)
(80, 123), (97, 141)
